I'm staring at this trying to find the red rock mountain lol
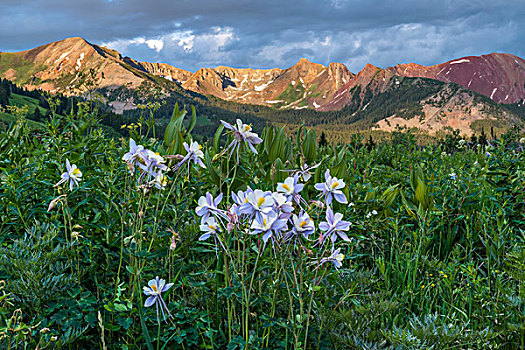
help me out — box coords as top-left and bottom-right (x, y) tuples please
(388, 53), (525, 104)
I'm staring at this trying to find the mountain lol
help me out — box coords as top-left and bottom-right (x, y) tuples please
(1, 37), (524, 137)
(175, 58), (353, 109)
(388, 53), (525, 104)
(0, 37), (157, 93)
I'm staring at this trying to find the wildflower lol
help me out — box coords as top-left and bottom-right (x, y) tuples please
(195, 192), (224, 223)
(143, 276), (173, 324)
(272, 192), (294, 218)
(250, 210), (288, 245)
(485, 151), (491, 158)
(149, 170), (168, 190)
(318, 206), (351, 245)
(173, 141), (206, 172)
(348, 202), (355, 208)
(289, 211), (315, 240)
(366, 210), (378, 218)
(47, 194), (66, 211)
(226, 204), (240, 233)
(122, 139), (144, 173)
(240, 189), (275, 218)
(449, 172), (457, 180)
(55, 159), (82, 191)
(170, 235), (177, 250)
(232, 187), (253, 206)
(277, 175), (305, 204)
(136, 149), (168, 183)
(291, 163), (321, 182)
(198, 217), (220, 241)
(221, 118), (263, 159)
(319, 248), (345, 269)
(314, 170), (348, 205)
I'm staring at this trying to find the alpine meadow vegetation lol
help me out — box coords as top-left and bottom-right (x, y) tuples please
(0, 100), (524, 350)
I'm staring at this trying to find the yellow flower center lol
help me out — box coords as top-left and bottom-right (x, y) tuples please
(72, 168), (81, 176)
(257, 197), (265, 207)
(299, 221), (307, 227)
(331, 182), (339, 189)
(244, 198), (249, 203)
(199, 144), (203, 150)
(263, 218), (267, 226)
(244, 125), (251, 132)
(151, 285), (157, 292)
(282, 184), (291, 191)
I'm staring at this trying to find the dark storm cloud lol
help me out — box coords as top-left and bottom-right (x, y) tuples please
(1, 0), (524, 72)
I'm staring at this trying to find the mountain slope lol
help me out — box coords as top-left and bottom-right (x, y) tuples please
(388, 53), (525, 104)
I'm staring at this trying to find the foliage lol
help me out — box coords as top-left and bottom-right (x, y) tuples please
(0, 102), (524, 349)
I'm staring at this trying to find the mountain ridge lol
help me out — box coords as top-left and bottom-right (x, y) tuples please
(1, 37), (524, 136)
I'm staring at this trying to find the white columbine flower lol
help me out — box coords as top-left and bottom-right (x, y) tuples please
(122, 139), (144, 173)
(240, 189), (275, 218)
(314, 170), (348, 205)
(220, 118), (263, 160)
(55, 159), (82, 191)
(277, 175), (304, 204)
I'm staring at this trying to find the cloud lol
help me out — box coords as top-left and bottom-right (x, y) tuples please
(1, 0), (524, 72)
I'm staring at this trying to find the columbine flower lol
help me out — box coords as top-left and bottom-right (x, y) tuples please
(195, 192), (224, 223)
(149, 170), (168, 190)
(221, 118), (263, 160)
(198, 217), (220, 241)
(122, 139), (144, 173)
(232, 188), (253, 206)
(143, 276), (173, 324)
(272, 192), (294, 218)
(289, 211), (315, 240)
(137, 149), (168, 183)
(314, 170), (348, 205)
(277, 175), (305, 205)
(291, 163), (321, 182)
(250, 210), (288, 245)
(226, 204), (240, 233)
(173, 141), (206, 172)
(240, 189), (275, 218)
(55, 159), (82, 191)
(319, 248), (345, 269)
(318, 207), (351, 245)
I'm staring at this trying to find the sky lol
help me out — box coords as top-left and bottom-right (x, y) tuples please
(1, 0), (524, 73)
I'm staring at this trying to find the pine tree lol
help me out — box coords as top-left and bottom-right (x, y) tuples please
(319, 132), (328, 147)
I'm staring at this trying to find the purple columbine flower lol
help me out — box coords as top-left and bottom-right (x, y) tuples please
(293, 163), (321, 182)
(221, 118), (263, 161)
(232, 187), (253, 206)
(250, 210), (288, 245)
(136, 149), (169, 184)
(122, 139), (145, 173)
(272, 192), (294, 219)
(288, 211), (315, 240)
(319, 248), (345, 269)
(195, 192), (224, 223)
(143, 276), (174, 324)
(314, 170), (348, 205)
(55, 159), (82, 191)
(318, 206), (351, 245)
(173, 141), (206, 173)
(240, 189), (275, 218)
(277, 175), (305, 205)
(226, 204), (240, 233)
